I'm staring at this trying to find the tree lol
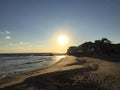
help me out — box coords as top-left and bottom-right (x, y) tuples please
(101, 38), (112, 44)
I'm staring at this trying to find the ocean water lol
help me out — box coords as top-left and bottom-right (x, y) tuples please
(0, 55), (65, 79)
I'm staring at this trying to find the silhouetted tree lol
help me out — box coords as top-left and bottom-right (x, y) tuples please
(101, 38), (112, 44)
(67, 38), (120, 57)
(67, 46), (77, 55)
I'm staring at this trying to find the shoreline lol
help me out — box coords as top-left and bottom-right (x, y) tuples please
(0, 56), (67, 88)
(0, 56), (120, 90)
(0, 55), (66, 79)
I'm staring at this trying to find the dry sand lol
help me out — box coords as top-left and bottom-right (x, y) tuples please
(0, 56), (120, 90)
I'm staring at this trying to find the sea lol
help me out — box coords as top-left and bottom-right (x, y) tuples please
(0, 54), (65, 79)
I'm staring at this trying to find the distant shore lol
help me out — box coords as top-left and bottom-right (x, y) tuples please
(0, 56), (120, 90)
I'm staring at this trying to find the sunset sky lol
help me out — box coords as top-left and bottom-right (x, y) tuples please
(0, 0), (120, 53)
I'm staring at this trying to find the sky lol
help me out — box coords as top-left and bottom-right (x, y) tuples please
(0, 0), (120, 53)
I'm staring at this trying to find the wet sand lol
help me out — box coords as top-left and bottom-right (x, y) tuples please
(0, 56), (120, 90)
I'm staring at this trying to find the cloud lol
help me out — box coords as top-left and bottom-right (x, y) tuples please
(0, 31), (28, 48)
(0, 31), (27, 47)
(17, 41), (25, 44)
(9, 41), (25, 46)
(0, 31), (11, 39)
(5, 36), (11, 39)
(5, 31), (10, 34)
(0, 30), (10, 35)
(20, 41), (24, 44)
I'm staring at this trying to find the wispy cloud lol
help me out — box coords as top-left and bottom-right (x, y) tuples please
(17, 41), (24, 44)
(5, 31), (10, 34)
(0, 30), (28, 47)
(9, 41), (25, 46)
(0, 30), (11, 39)
(0, 30), (10, 35)
(5, 36), (11, 39)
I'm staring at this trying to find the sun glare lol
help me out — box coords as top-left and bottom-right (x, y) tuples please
(58, 35), (68, 45)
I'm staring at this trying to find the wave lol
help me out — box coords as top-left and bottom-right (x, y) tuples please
(0, 55), (65, 80)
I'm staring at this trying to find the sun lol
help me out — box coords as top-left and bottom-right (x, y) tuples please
(58, 35), (68, 45)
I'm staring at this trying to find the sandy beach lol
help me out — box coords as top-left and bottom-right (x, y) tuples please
(0, 56), (120, 90)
